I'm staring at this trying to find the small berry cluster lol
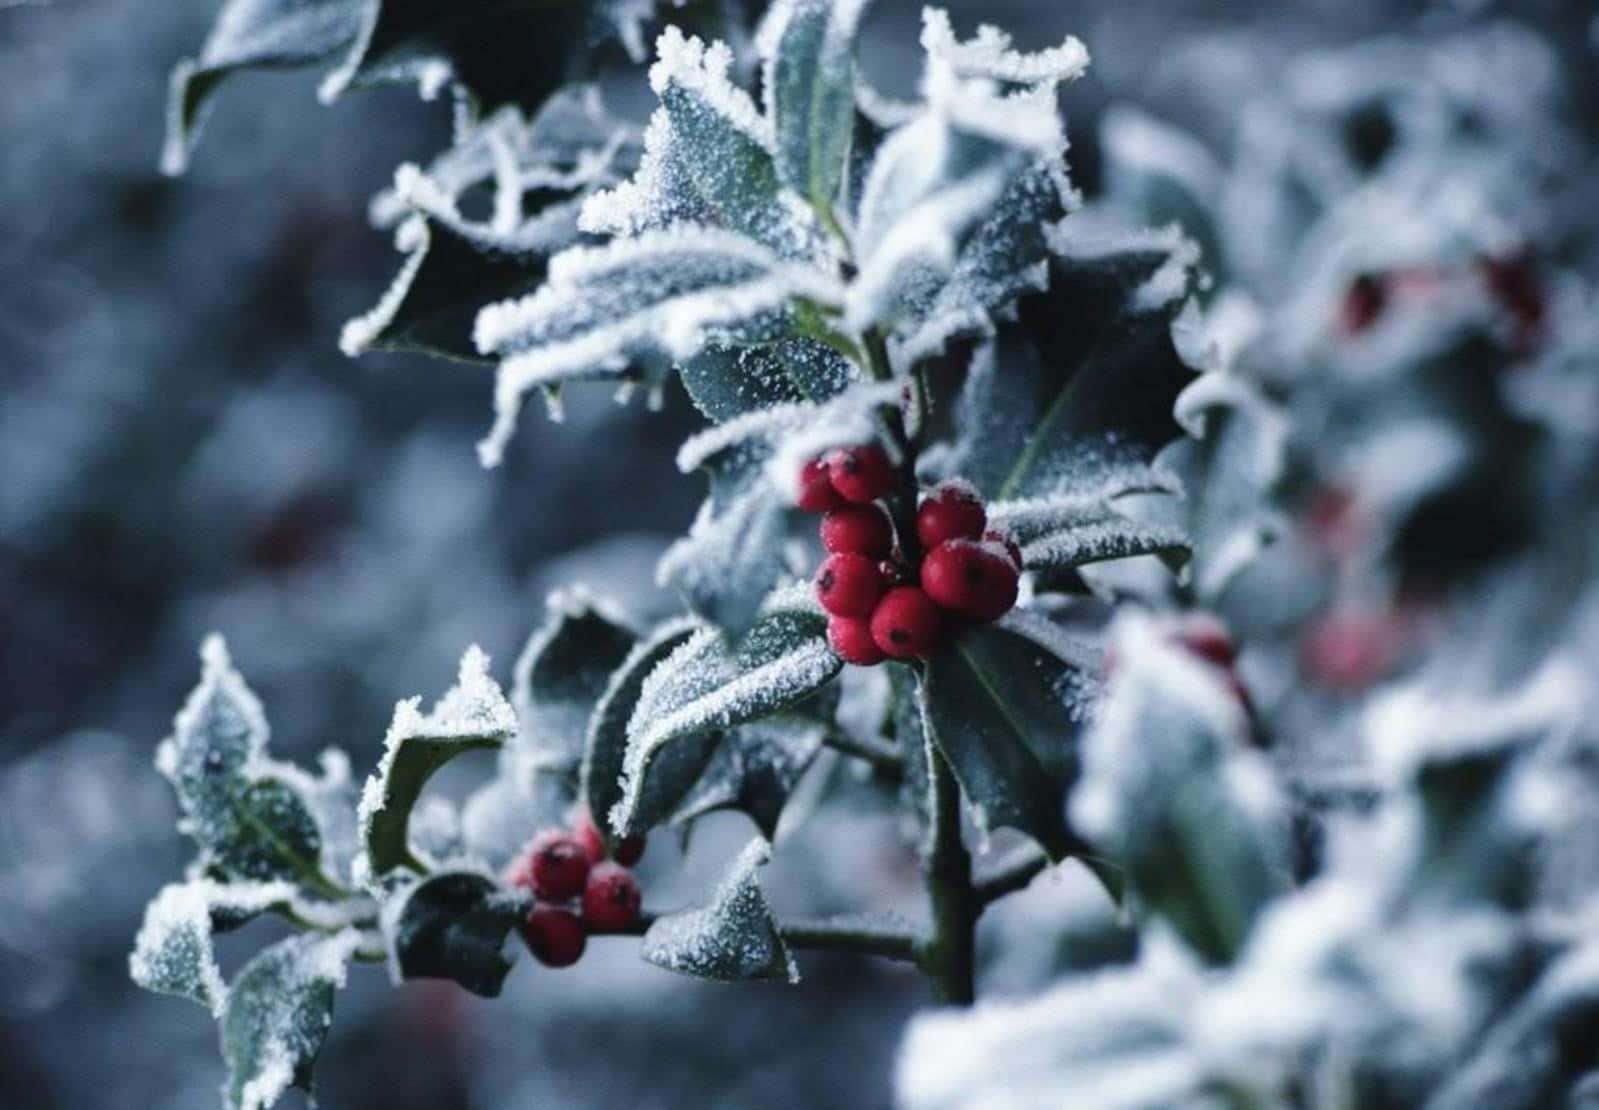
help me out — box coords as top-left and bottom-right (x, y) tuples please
(797, 447), (1021, 665)
(505, 811), (645, 968)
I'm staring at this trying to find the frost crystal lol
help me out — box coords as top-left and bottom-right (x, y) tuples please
(641, 837), (799, 983)
(919, 8), (1090, 88)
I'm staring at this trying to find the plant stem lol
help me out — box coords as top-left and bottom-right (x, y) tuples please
(822, 727), (904, 778)
(974, 844), (1051, 906)
(622, 911), (921, 964)
(916, 742), (978, 1005)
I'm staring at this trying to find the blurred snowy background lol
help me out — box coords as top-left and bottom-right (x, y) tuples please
(3, 1), (1597, 1107)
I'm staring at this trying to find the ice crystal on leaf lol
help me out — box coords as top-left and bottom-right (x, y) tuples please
(641, 836), (799, 983)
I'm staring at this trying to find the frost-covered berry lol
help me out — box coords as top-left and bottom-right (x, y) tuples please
(870, 586), (944, 658)
(797, 457), (845, 513)
(921, 539), (1019, 622)
(828, 614), (886, 666)
(1171, 613), (1237, 668)
(523, 829), (591, 901)
(814, 552), (884, 618)
(572, 809), (607, 864)
(613, 834), (646, 867)
(916, 481), (986, 550)
(582, 862), (642, 932)
(522, 906), (587, 967)
(983, 528), (1022, 570)
(821, 505), (894, 558)
(827, 445), (895, 504)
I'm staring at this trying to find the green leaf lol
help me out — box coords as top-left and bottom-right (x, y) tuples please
(358, 646), (516, 878)
(161, 0), (363, 175)
(384, 871), (522, 998)
(989, 491), (1190, 572)
(670, 716), (828, 838)
(641, 836), (798, 982)
(1070, 613), (1289, 963)
(129, 880), (295, 1016)
(679, 335), (854, 422)
(765, 0), (868, 218)
(582, 618), (704, 841)
(614, 590), (843, 835)
(919, 612), (1101, 860)
(220, 931), (361, 1110)
(155, 638), (339, 892)
(514, 589), (639, 768)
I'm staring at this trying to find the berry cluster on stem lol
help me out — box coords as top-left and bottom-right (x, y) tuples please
(504, 809), (646, 967)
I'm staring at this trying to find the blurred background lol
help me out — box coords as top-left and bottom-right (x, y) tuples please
(3, 1), (1595, 1107)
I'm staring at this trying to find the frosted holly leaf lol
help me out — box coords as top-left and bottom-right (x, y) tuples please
(161, 0), (363, 175)
(918, 7), (1089, 90)
(989, 489), (1190, 573)
(944, 228), (1199, 502)
(919, 611), (1101, 861)
(513, 588), (637, 771)
(155, 637), (338, 893)
(380, 870), (523, 998)
(341, 175), (587, 362)
(613, 587), (842, 835)
(130, 880), (292, 1017)
(472, 226), (845, 466)
(220, 930), (362, 1110)
(679, 335), (855, 422)
(759, 0), (870, 219)
(890, 158), (1074, 366)
(583, 619), (707, 841)
(641, 837), (798, 982)
(1070, 612), (1290, 963)
(1100, 104), (1225, 275)
(670, 715), (828, 838)
(1162, 366), (1291, 602)
(358, 645), (515, 878)
(580, 27), (822, 259)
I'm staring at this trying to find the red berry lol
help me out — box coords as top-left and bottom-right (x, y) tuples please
(982, 528), (1022, 570)
(613, 834), (646, 867)
(814, 552), (885, 618)
(582, 862), (643, 932)
(916, 481), (987, 550)
(572, 809), (607, 864)
(1339, 273), (1387, 335)
(1171, 614), (1237, 668)
(920, 539), (1019, 622)
(797, 457), (845, 512)
(522, 829), (591, 901)
(1302, 612), (1396, 691)
(821, 505), (894, 558)
(827, 445), (895, 504)
(870, 586), (944, 658)
(521, 906), (587, 967)
(828, 614), (887, 665)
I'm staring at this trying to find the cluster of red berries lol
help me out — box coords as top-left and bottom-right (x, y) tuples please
(505, 810), (645, 968)
(797, 446), (1022, 665)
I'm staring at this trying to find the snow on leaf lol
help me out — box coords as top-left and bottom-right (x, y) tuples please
(161, 0), (363, 175)
(919, 7), (1090, 89)
(220, 930), (362, 1110)
(760, 0), (870, 216)
(679, 335), (856, 421)
(380, 870), (522, 998)
(989, 493), (1189, 572)
(1070, 612), (1290, 963)
(582, 618), (704, 842)
(129, 880), (292, 1017)
(357, 645), (515, 878)
(472, 226), (844, 466)
(641, 836), (798, 982)
(613, 595), (841, 836)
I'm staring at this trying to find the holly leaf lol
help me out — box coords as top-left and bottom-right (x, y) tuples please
(1069, 613), (1289, 963)
(582, 618), (705, 842)
(919, 611), (1101, 860)
(129, 880), (296, 1017)
(989, 487), (1190, 572)
(513, 589), (638, 768)
(679, 335), (854, 422)
(762, 0), (869, 219)
(155, 637), (339, 893)
(614, 588), (842, 835)
(358, 645), (515, 878)
(382, 871), (522, 998)
(670, 715), (828, 838)
(220, 931), (361, 1110)
(161, 0), (363, 175)
(641, 836), (798, 982)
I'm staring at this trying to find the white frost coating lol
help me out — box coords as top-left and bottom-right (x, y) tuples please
(157, 634), (270, 784)
(356, 646), (515, 855)
(339, 216), (430, 356)
(131, 880), (275, 1017)
(640, 837), (799, 983)
(675, 401), (813, 473)
(1172, 370), (1290, 467)
(919, 8), (1089, 88)
(650, 27), (774, 149)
